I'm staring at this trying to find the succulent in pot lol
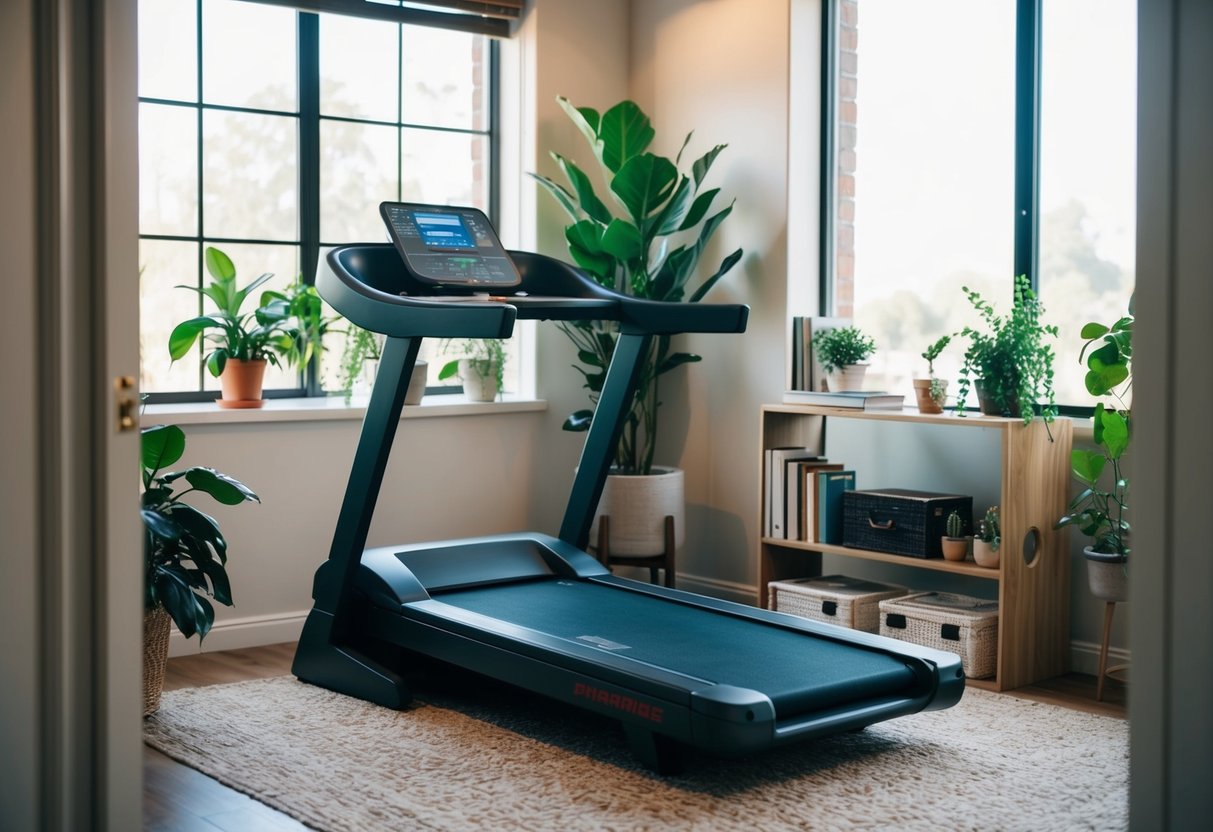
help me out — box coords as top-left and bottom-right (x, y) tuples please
(913, 334), (951, 413)
(973, 505), (1001, 569)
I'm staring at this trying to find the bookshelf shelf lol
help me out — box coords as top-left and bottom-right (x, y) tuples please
(758, 403), (1073, 691)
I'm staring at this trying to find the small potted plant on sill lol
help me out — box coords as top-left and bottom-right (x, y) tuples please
(941, 509), (969, 562)
(1055, 297), (1133, 602)
(956, 274), (1058, 425)
(167, 247), (302, 409)
(439, 337), (506, 402)
(812, 325), (877, 392)
(913, 334), (952, 414)
(334, 325), (427, 405)
(141, 422), (259, 715)
(973, 505), (1001, 569)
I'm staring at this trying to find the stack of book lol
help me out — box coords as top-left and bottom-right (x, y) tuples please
(764, 446), (856, 543)
(781, 389), (905, 410)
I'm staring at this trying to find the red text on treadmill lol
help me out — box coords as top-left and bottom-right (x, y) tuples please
(572, 681), (665, 724)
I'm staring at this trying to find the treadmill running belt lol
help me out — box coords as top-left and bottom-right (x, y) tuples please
(434, 578), (917, 717)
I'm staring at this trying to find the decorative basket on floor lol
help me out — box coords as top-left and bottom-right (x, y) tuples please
(879, 591), (998, 678)
(768, 575), (908, 633)
(143, 607), (171, 716)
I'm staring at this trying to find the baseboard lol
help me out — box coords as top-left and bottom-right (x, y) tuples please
(169, 610), (310, 657)
(672, 572), (758, 606)
(1068, 639), (1131, 678)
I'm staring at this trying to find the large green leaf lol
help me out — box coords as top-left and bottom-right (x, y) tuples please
(564, 220), (615, 280)
(598, 100), (654, 173)
(600, 218), (643, 261)
(184, 467), (260, 505)
(170, 503), (227, 561)
(556, 97), (602, 162)
(552, 154), (612, 224)
(141, 424), (186, 473)
(676, 187), (719, 232)
(653, 177), (693, 236)
(690, 143), (727, 188)
(1070, 449), (1107, 485)
(688, 248), (744, 303)
(205, 246), (237, 282)
(1079, 322), (1109, 340)
(229, 272), (275, 318)
(1098, 408), (1130, 459)
(529, 172), (580, 223)
(168, 317), (215, 361)
(610, 153), (677, 226)
(141, 508), (182, 543)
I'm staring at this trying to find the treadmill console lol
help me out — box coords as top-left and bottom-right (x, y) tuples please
(380, 202), (521, 289)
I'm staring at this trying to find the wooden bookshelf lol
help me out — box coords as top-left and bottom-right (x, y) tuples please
(758, 404), (1073, 691)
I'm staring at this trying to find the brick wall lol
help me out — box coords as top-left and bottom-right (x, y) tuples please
(835, 0), (859, 317)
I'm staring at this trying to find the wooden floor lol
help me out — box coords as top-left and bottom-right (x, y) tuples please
(145, 642), (1127, 830)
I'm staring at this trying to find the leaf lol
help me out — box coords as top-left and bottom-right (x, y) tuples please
(141, 508), (182, 542)
(141, 424), (186, 472)
(552, 154), (612, 225)
(688, 248), (744, 303)
(168, 318), (212, 361)
(564, 220), (615, 279)
(674, 130), (693, 165)
(599, 218), (643, 261)
(438, 360), (460, 380)
(563, 409), (594, 431)
(1079, 322), (1110, 339)
(1070, 449), (1106, 484)
(170, 503), (227, 561)
(556, 97), (603, 162)
(656, 352), (701, 375)
(676, 187), (719, 232)
(1098, 408), (1130, 459)
(184, 467), (260, 505)
(653, 177), (693, 236)
(529, 172), (580, 223)
(206, 348), (228, 378)
(610, 153), (678, 229)
(690, 143), (727, 188)
(597, 100), (654, 173)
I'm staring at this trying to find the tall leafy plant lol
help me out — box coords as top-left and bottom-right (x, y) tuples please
(532, 97), (743, 475)
(1055, 297), (1133, 556)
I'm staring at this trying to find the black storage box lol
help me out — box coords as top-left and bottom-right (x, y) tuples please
(842, 489), (973, 558)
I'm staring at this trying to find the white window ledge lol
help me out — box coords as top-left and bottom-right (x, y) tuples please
(143, 393), (547, 427)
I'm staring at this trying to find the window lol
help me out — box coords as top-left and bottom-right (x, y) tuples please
(822, 0), (1136, 407)
(138, 0), (507, 401)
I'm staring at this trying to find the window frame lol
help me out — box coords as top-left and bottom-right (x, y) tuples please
(139, 1), (500, 404)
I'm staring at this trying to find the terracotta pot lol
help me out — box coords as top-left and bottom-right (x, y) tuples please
(941, 536), (969, 562)
(912, 378), (947, 414)
(143, 607), (171, 716)
(825, 363), (869, 392)
(217, 358), (267, 409)
(973, 539), (1000, 569)
(460, 358), (499, 402)
(590, 467), (685, 556)
(1085, 547), (1128, 602)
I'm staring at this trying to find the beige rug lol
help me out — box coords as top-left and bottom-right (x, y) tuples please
(145, 674), (1127, 831)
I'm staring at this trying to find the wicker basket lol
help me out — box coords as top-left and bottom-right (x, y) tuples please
(143, 607), (171, 716)
(879, 592), (998, 678)
(769, 575), (908, 633)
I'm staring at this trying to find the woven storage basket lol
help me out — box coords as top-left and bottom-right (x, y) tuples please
(143, 607), (172, 716)
(879, 591), (998, 678)
(768, 575), (908, 633)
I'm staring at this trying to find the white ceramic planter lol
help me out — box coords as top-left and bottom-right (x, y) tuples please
(404, 359), (428, 405)
(590, 466), (685, 556)
(825, 363), (869, 392)
(460, 358), (499, 402)
(973, 539), (1000, 569)
(1084, 547), (1128, 602)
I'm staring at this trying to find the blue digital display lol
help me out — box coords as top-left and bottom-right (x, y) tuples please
(414, 212), (475, 249)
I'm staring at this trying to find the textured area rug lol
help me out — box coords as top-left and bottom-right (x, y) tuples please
(145, 675), (1127, 831)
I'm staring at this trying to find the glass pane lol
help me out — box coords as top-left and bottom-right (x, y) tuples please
(197, 242), (302, 393)
(138, 0), (197, 101)
(202, 0), (297, 111)
(401, 129), (487, 209)
(836, 0), (1015, 400)
(140, 239), (202, 393)
(203, 110), (299, 241)
(1039, 0), (1136, 406)
(401, 25), (488, 130)
(139, 103), (198, 236)
(319, 14), (399, 122)
(320, 120), (399, 243)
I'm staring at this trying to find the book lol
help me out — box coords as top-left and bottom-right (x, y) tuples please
(766, 447), (819, 538)
(781, 389), (906, 410)
(815, 469), (857, 544)
(796, 461), (844, 540)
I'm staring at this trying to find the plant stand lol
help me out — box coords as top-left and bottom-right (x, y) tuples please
(594, 515), (676, 588)
(1097, 600), (1129, 702)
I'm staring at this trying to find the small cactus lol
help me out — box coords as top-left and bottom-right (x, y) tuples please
(946, 509), (964, 539)
(977, 506), (1001, 549)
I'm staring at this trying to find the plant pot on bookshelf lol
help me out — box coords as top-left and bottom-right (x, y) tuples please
(913, 335), (951, 414)
(812, 325), (876, 393)
(141, 423), (259, 715)
(941, 509), (969, 562)
(973, 505), (1001, 569)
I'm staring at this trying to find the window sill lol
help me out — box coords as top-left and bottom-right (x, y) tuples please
(143, 393), (547, 427)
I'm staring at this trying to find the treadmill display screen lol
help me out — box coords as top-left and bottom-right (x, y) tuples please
(380, 202), (520, 288)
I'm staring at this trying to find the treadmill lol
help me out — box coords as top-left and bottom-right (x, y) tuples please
(292, 202), (965, 773)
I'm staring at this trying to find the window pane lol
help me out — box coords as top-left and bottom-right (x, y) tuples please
(203, 110), (299, 241)
(320, 120), (399, 243)
(202, 0), (297, 111)
(401, 129), (487, 209)
(1039, 0), (1136, 405)
(401, 25), (488, 130)
(138, 0), (197, 102)
(197, 242), (303, 393)
(139, 103), (198, 236)
(319, 14), (399, 122)
(140, 239), (202, 393)
(835, 0), (1015, 399)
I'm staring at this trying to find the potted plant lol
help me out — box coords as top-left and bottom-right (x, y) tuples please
(1054, 297), (1133, 602)
(812, 325), (877, 392)
(439, 338), (506, 402)
(912, 334), (952, 413)
(532, 97), (743, 557)
(263, 278), (341, 373)
(973, 505), (1001, 568)
(956, 274), (1058, 424)
(167, 246), (301, 408)
(141, 423), (259, 715)
(941, 509), (969, 562)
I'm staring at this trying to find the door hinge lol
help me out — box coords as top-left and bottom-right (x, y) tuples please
(114, 375), (137, 432)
